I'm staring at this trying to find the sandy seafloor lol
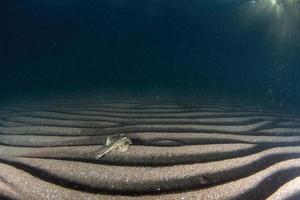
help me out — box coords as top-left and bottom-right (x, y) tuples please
(1, 92), (300, 200)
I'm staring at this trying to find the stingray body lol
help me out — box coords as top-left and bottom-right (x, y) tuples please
(95, 134), (132, 159)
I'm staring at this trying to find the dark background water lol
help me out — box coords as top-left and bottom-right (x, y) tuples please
(1, 0), (300, 104)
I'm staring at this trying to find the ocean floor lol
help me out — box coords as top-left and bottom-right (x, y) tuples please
(1, 93), (300, 200)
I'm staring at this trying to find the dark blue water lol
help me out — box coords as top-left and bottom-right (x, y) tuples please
(1, 0), (300, 105)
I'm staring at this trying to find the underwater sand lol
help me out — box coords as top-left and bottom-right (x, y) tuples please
(1, 94), (300, 199)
